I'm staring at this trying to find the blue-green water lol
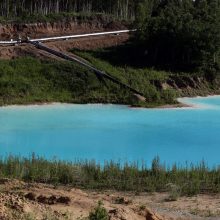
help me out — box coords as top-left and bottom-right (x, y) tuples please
(0, 96), (220, 167)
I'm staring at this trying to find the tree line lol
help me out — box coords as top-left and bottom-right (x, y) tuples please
(0, 0), (138, 20)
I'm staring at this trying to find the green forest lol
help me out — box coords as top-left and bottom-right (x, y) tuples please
(135, 0), (220, 77)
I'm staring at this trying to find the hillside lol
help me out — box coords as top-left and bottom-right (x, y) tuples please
(0, 19), (220, 107)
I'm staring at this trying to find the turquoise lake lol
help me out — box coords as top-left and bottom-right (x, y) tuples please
(0, 96), (220, 167)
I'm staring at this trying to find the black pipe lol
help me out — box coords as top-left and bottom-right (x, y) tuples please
(28, 41), (144, 97)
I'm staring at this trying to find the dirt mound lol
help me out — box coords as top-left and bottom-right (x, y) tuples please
(0, 178), (219, 219)
(108, 206), (164, 220)
(145, 209), (165, 220)
(0, 178), (166, 220)
(25, 193), (71, 205)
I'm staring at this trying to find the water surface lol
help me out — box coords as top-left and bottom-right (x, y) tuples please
(0, 96), (220, 167)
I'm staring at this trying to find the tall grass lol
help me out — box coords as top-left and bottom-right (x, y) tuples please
(73, 49), (178, 106)
(0, 56), (178, 107)
(0, 52), (217, 107)
(0, 57), (136, 106)
(0, 154), (219, 196)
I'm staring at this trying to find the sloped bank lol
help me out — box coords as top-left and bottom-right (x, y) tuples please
(0, 55), (219, 108)
(74, 49), (220, 107)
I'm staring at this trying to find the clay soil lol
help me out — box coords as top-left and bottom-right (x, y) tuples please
(0, 179), (219, 220)
(0, 20), (130, 60)
(0, 33), (130, 60)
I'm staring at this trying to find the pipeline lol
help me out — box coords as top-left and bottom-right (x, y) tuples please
(28, 40), (145, 97)
(0, 30), (136, 45)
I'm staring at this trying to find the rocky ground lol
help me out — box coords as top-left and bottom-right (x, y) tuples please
(0, 179), (219, 220)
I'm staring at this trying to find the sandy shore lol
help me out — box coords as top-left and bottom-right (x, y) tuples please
(156, 102), (193, 109)
(1, 94), (220, 110)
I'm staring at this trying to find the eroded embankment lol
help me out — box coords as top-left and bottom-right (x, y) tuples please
(155, 75), (220, 98)
(0, 19), (130, 60)
(0, 34), (129, 60)
(0, 17), (128, 40)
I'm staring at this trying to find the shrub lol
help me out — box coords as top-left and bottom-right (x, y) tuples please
(165, 183), (181, 201)
(89, 201), (109, 220)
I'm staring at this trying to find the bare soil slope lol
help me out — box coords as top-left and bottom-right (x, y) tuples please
(0, 179), (219, 220)
(0, 19), (130, 60)
(0, 179), (164, 220)
(0, 19), (128, 40)
(0, 33), (129, 60)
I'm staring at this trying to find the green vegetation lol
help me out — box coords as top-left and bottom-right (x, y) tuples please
(89, 201), (109, 220)
(0, 1), (220, 106)
(73, 47), (178, 106)
(0, 155), (219, 196)
(1, 0), (219, 82)
(1, 48), (219, 107)
(135, 0), (220, 78)
(73, 45), (220, 104)
(0, 57), (136, 106)
(0, 0), (138, 22)
(1, 0), (220, 82)
(0, 56), (181, 107)
(0, 47), (219, 107)
(165, 183), (181, 201)
(0, 12), (119, 24)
